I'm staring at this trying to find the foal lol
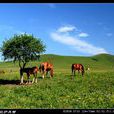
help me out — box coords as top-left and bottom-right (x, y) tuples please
(20, 66), (39, 84)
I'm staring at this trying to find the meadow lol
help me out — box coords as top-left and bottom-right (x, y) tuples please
(0, 54), (114, 109)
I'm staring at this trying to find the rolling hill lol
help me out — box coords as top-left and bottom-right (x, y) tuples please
(39, 53), (114, 71)
(0, 53), (114, 73)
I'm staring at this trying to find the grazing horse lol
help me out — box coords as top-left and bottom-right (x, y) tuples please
(71, 63), (84, 77)
(20, 66), (39, 84)
(39, 62), (53, 79)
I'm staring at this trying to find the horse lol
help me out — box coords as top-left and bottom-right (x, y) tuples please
(71, 63), (84, 77)
(39, 62), (53, 79)
(20, 66), (39, 84)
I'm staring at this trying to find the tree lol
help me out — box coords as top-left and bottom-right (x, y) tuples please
(1, 33), (46, 69)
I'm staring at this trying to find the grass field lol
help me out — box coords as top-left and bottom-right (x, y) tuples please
(0, 54), (114, 109)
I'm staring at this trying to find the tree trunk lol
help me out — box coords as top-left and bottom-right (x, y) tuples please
(19, 59), (22, 69)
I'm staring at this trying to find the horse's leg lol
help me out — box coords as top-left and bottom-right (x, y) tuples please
(71, 71), (74, 79)
(74, 70), (76, 76)
(43, 68), (47, 79)
(72, 68), (74, 75)
(35, 75), (38, 83)
(46, 70), (48, 77)
(82, 70), (84, 76)
(32, 73), (37, 83)
(49, 70), (52, 78)
(72, 70), (75, 79)
(41, 65), (45, 79)
(28, 75), (31, 84)
(42, 71), (45, 79)
(26, 73), (30, 84)
(34, 73), (38, 83)
(32, 74), (35, 83)
(71, 64), (74, 75)
(78, 70), (80, 74)
(50, 69), (53, 78)
(78, 70), (81, 76)
(46, 70), (49, 77)
(20, 75), (24, 84)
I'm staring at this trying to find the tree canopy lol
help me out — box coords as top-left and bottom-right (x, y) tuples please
(1, 33), (46, 69)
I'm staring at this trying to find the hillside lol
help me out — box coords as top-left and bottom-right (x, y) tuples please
(0, 53), (114, 73)
(40, 53), (114, 66)
(92, 53), (114, 64)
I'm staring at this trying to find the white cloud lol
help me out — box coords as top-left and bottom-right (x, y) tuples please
(51, 33), (76, 45)
(57, 25), (76, 33)
(78, 32), (89, 38)
(50, 25), (108, 55)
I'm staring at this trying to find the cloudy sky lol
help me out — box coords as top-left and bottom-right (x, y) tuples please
(0, 3), (114, 60)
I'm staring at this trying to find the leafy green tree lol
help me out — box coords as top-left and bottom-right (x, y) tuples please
(1, 33), (46, 69)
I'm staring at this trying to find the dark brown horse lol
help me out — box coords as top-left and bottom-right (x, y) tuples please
(39, 62), (53, 79)
(71, 63), (84, 77)
(20, 66), (39, 84)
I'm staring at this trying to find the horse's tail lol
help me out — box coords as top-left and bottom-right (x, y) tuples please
(71, 64), (74, 75)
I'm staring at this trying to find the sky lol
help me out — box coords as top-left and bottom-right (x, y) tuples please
(0, 3), (114, 60)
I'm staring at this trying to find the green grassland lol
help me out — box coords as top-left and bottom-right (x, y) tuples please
(0, 54), (114, 109)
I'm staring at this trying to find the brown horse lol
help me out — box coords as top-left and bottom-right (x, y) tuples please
(39, 62), (53, 79)
(71, 63), (84, 77)
(20, 66), (39, 84)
